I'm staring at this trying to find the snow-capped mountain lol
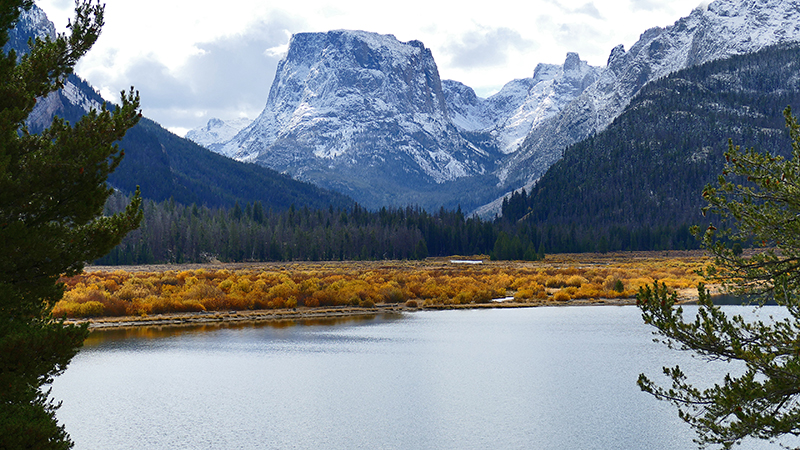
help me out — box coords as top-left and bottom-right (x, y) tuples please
(218, 30), (502, 208)
(443, 52), (601, 154)
(18, 0), (800, 213)
(497, 0), (800, 191)
(215, 32), (602, 209)
(185, 117), (252, 148)
(217, 0), (800, 210)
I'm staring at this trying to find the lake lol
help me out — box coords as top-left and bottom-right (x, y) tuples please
(51, 306), (790, 449)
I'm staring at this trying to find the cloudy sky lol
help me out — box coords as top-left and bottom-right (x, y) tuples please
(37, 0), (706, 136)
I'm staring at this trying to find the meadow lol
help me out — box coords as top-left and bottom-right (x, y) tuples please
(54, 252), (709, 321)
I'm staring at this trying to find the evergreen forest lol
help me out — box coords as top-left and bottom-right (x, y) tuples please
(96, 194), (542, 264)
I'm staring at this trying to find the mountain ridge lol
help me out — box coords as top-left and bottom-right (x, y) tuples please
(498, 0), (800, 195)
(206, 0), (800, 214)
(215, 30), (500, 209)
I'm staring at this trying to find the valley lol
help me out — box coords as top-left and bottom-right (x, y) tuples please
(6, 0), (800, 257)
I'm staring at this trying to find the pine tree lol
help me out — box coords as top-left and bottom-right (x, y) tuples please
(0, 2), (142, 447)
(638, 107), (800, 449)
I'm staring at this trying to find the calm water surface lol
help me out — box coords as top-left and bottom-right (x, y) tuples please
(51, 306), (790, 449)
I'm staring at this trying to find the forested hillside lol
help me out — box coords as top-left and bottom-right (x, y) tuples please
(110, 114), (354, 210)
(501, 43), (800, 253)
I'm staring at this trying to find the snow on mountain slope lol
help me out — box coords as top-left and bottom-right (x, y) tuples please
(500, 0), (800, 190)
(218, 30), (501, 207)
(185, 117), (252, 148)
(443, 53), (601, 155)
(2, 4), (55, 52)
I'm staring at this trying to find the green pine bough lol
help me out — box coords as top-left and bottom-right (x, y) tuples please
(638, 107), (800, 449)
(0, 1), (142, 448)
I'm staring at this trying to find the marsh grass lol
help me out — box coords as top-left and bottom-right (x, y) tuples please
(54, 253), (709, 318)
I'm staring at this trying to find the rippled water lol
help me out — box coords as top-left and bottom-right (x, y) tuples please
(51, 306), (791, 449)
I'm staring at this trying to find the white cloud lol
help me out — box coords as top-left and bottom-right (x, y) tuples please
(574, 2), (603, 19)
(444, 27), (536, 70)
(35, 0), (705, 131)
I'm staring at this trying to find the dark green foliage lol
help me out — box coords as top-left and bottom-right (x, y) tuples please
(506, 43), (800, 253)
(0, 2), (142, 447)
(489, 230), (542, 261)
(637, 108), (800, 448)
(96, 194), (542, 264)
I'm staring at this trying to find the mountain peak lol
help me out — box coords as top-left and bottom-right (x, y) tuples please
(563, 52), (581, 72)
(607, 44), (626, 68)
(186, 117), (252, 149)
(215, 29), (497, 209)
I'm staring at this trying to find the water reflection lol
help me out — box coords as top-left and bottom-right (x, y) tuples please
(83, 312), (404, 347)
(710, 293), (776, 306)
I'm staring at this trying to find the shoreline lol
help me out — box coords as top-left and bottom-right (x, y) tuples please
(68, 298), (641, 330)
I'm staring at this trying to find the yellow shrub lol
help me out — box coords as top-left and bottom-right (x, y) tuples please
(115, 278), (157, 302)
(552, 290), (571, 302)
(269, 280), (299, 301)
(514, 288), (536, 300)
(182, 282), (225, 303)
(176, 270), (194, 282)
(218, 278), (235, 292)
(491, 272), (515, 290)
(565, 275), (587, 287)
(544, 275), (567, 288)
(73, 301), (106, 317)
(236, 278), (252, 293)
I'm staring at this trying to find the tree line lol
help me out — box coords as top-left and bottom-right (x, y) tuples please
(96, 194), (543, 264)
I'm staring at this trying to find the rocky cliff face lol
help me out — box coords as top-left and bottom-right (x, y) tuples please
(443, 52), (601, 155)
(4, 6), (355, 211)
(218, 30), (497, 207)
(2, 4), (54, 52)
(3, 5), (106, 133)
(19, 0), (800, 212)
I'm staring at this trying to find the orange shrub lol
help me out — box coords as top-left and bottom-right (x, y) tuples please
(552, 290), (571, 302)
(381, 286), (406, 304)
(115, 278), (157, 302)
(565, 275), (587, 287)
(544, 275), (567, 288)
